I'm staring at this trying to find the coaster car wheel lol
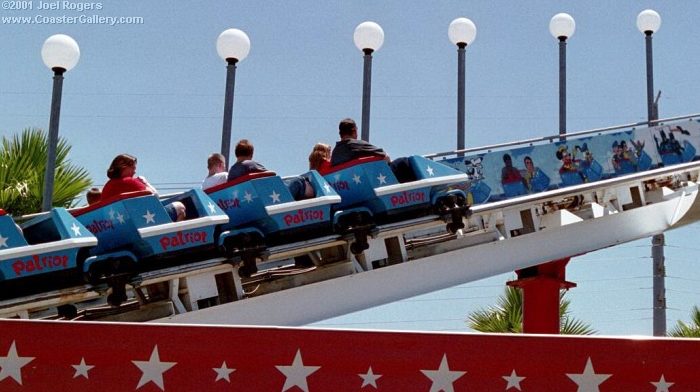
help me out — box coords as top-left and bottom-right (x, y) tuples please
(222, 232), (267, 278)
(435, 193), (469, 233)
(335, 211), (375, 256)
(350, 241), (369, 255)
(86, 257), (136, 307)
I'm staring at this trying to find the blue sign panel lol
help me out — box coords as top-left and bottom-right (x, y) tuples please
(440, 120), (700, 204)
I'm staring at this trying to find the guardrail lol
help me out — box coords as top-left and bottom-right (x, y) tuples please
(424, 113), (700, 159)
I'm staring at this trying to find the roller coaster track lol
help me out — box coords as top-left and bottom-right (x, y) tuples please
(3, 116), (700, 392)
(3, 155), (699, 325)
(2, 114), (700, 323)
(160, 160), (700, 326)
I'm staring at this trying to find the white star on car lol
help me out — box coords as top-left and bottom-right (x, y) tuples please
(353, 174), (362, 184)
(566, 357), (612, 392)
(420, 354), (466, 392)
(426, 166), (435, 176)
(376, 173), (387, 185)
(108, 209), (116, 219)
(213, 361), (235, 382)
(207, 202), (217, 214)
(0, 341), (35, 385)
(72, 357), (94, 379)
(270, 190), (281, 203)
(502, 369), (525, 391)
(243, 191), (254, 203)
(359, 366), (382, 388)
(275, 349), (320, 392)
(0, 234), (8, 248)
(70, 222), (82, 236)
(132, 345), (176, 391)
(323, 183), (332, 193)
(651, 375), (674, 392)
(142, 210), (156, 224)
(116, 212), (125, 224)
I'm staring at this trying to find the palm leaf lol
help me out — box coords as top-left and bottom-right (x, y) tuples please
(669, 306), (700, 337)
(467, 285), (595, 335)
(0, 128), (92, 215)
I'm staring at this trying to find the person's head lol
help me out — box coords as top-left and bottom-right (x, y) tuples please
(207, 153), (227, 173)
(339, 118), (358, 139)
(556, 146), (570, 161)
(107, 154), (137, 179)
(234, 139), (254, 160)
(86, 187), (102, 205)
(524, 156), (534, 170)
(309, 142), (331, 170)
(503, 153), (512, 167)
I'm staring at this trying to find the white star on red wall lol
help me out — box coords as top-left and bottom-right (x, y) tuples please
(213, 361), (235, 382)
(72, 357), (94, 379)
(420, 354), (466, 392)
(132, 345), (176, 391)
(276, 349), (320, 392)
(359, 366), (382, 388)
(0, 341), (34, 385)
(503, 369), (525, 390)
(566, 357), (612, 392)
(651, 374), (674, 392)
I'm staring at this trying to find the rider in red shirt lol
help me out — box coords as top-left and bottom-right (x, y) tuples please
(102, 154), (185, 221)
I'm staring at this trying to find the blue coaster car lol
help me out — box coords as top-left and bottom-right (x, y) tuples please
(0, 207), (97, 299)
(70, 189), (228, 304)
(205, 170), (341, 274)
(321, 155), (470, 254)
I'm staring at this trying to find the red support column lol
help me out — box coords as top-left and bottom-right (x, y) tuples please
(507, 258), (576, 334)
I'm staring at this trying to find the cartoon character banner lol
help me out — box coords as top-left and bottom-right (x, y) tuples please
(440, 119), (700, 204)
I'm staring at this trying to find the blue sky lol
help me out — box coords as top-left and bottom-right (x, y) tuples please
(1, 1), (699, 334)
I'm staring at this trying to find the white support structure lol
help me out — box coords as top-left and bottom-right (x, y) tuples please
(158, 163), (700, 326)
(3, 161), (700, 325)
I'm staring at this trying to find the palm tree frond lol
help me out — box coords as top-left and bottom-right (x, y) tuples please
(669, 306), (700, 338)
(467, 285), (594, 335)
(0, 128), (92, 215)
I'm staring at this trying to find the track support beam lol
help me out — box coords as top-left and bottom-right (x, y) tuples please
(508, 258), (576, 334)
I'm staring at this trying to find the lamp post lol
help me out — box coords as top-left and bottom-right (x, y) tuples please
(353, 21), (384, 142)
(40, 34), (80, 212)
(638, 9), (661, 123)
(549, 13), (575, 141)
(448, 17), (476, 154)
(637, 9), (665, 337)
(216, 28), (250, 166)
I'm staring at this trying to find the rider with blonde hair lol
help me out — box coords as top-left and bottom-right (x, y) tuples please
(308, 142), (331, 172)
